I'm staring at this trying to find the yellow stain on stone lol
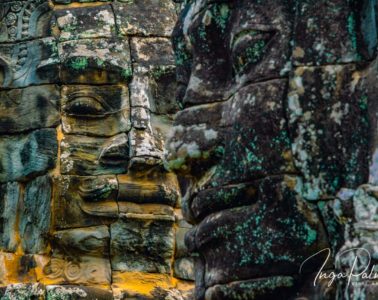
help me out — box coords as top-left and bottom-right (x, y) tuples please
(0, 253), (36, 286)
(112, 272), (178, 296)
(50, 125), (63, 177)
(53, 2), (109, 10)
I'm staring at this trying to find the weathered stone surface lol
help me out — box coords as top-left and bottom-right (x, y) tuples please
(113, 0), (176, 37)
(52, 226), (110, 258)
(0, 129), (57, 183)
(166, 102), (226, 176)
(117, 173), (179, 206)
(1, 283), (45, 299)
(175, 227), (191, 258)
(0, 0), (53, 43)
(129, 127), (164, 161)
(110, 217), (174, 274)
(60, 133), (129, 176)
(0, 182), (20, 252)
(131, 37), (175, 66)
(53, 175), (118, 229)
(35, 255), (111, 287)
(118, 202), (175, 222)
(58, 38), (132, 84)
(130, 66), (178, 115)
(19, 175), (52, 254)
(230, 0), (293, 88)
(187, 176), (329, 287)
(204, 276), (295, 300)
(174, 257), (195, 281)
(61, 85), (130, 137)
(54, 5), (115, 41)
(112, 272), (179, 300)
(293, 1), (375, 65)
(0, 253), (37, 285)
(0, 38), (59, 88)
(46, 285), (113, 300)
(287, 65), (369, 200)
(0, 85), (60, 133)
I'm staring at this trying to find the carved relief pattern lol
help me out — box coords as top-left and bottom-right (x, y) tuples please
(0, 0), (193, 299)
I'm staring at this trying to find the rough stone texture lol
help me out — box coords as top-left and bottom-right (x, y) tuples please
(287, 65), (369, 200)
(54, 5), (116, 41)
(113, 0), (176, 37)
(0, 182), (20, 252)
(58, 38), (132, 85)
(0, 85), (60, 133)
(110, 217), (175, 274)
(61, 85), (131, 137)
(0, 38), (59, 88)
(0, 0), (191, 297)
(60, 133), (129, 176)
(53, 175), (119, 229)
(0, 129), (57, 183)
(167, 0), (378, 299)
(293, 0), (375, 65)
(19, 175), (52, 254)
(0, 0), (53, 43)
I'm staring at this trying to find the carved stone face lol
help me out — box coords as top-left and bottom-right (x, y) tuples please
(167, 1), (376, 299)
(0, 1), (194, 299)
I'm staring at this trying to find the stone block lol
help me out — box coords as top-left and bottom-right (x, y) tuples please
(173, 257), (195, 281)
(0, 0), (53, 43)
(59, 38), (132, 84)
(131, 37), (174, 66)
(0, 85), (60, 133)
(19, 175), (52, 254)
(0, 128), (58, 183)
(54, 4), (115, 41)
(61, 85), (130, 137)
(52, 226), (110, 258)
(53, 175), (118, 229)
(110, 217), (174, 274)
(46, 285), (113, 299)
(0, 182), (20, 252)
(117, 173), (179, 206)
(113, 0), (176, 37)
(35, 255), (111, 287)
(0, 38), (59, 88)
(60, 133), (129, 176)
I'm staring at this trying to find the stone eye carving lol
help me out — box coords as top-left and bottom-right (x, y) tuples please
(231, 29), (275, 75)
(64, 93), (108, 118)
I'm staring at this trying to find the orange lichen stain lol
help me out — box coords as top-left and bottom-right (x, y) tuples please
(53, 2), (109, 10)
(112, 272), (178, 296)
(0, 253), (37, 286)
(50, 125), (63, 177)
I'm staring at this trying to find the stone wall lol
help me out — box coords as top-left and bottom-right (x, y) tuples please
(0, 0), (193, 299)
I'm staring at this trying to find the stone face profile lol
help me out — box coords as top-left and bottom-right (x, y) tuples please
(167, 0), (378, 299)
(0, 0), (194, 299)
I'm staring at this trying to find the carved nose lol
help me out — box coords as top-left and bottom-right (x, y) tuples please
(99, 133), (129, 165)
